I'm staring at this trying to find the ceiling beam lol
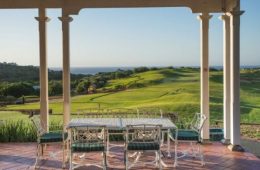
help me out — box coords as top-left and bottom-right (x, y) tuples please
(0, 0), (239, 14)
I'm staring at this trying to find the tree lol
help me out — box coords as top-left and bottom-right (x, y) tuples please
(115, 71), (125, 79)
(134, 67), (149, 73)
(49, 81), (62, 96)
(0, 82), (35, 98)
(76, 80), (91, 94)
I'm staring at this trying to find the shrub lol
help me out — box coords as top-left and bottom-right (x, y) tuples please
(126, 82), (145, 89)
(0, 120), (36, 142)
(0, 82), (35, 98)
(49, 81), (63, 96)
(0, 95), (16, 104)
(0, 120), (63, 142)
(76, 80), (90, 94)
(113, 84), (125, 90)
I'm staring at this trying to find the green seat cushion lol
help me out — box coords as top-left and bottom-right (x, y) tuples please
(72, 143), (105, 152)
(171, 130), (199, 141)
(210, 128), (223, 134)
(40, 132), (65, 143)
(127, 142), (159, 151)
(108, 129), (124, 133)
(210, 128), (223, 141)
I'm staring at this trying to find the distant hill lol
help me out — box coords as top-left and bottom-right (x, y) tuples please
(5, 67), (260, 124)
(0, 62), (85, 82)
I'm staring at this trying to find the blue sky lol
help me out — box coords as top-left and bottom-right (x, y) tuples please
(0, 0), (259, 67)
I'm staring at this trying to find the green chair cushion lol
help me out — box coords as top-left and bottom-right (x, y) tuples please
(40, 132), (66, 143)
(72, 143), (105, 152)
(108, 129), (124, 133)
(210, 128), (224, 141)
(171, 130), (199, 141)
(210, 128), (223, 134)
(127, 142), (159, 151)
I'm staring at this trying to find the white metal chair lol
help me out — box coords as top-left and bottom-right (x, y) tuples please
(136, 108), (178, 157)
(106, 108), (132, 154)
(69, 125), (107, 170)
(30, 116), (68, 169)
(125, 124), (162, 170)
(169, 112), (207, 166)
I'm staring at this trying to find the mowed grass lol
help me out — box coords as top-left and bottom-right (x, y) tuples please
(2, 68), (260, 124)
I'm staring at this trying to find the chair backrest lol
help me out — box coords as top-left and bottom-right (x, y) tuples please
(126, 124), (161, 143)
(71, 126), (106, 144)
(30, 116), (46, 136)
(190, 113), (207, 133)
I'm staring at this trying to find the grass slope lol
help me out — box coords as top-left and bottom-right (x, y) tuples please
(2, 68), (260, 124)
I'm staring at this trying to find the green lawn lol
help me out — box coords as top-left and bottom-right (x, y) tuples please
(2, 68), (260, 124)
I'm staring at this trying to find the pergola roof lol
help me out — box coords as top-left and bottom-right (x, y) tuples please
(0, 0), (239, 14)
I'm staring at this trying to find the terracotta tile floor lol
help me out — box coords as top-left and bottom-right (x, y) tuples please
(0, 142), (259, 170)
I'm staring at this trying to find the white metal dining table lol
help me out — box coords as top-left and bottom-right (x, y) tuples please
(67, 117), (178, 167)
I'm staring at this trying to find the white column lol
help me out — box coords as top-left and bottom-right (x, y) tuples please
(35, 8), (50, 131)
(197, 13), (212, 140)
(59, 13), (73, 129)
(219, 14), (231, 143)
(228, 10), (244, 147)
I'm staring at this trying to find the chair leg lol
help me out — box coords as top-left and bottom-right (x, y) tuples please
(125, 150), (128, 170)
(103, 151), (107, 170)
(62, 141), (66, 169)
(34, 143), (40, 169)
(69, 150), (73, 170)
(190, 142), (196, 157)
(198, 143), (205, 166)
(174, 140), (178, 167)
(158, 150), (162, 170)
(66, 140), (70, 162)
(155, 151), (158, 167)
(41, 144), (44, 156)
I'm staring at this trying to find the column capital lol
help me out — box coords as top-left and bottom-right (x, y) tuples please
(58, 16), (73, 23)
(219, 14), (230, 21)
(35, 16), (50, 22)
(227, 10), (245, 17)
(197, 13), (213, 21)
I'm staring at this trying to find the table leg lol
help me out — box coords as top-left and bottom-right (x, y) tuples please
(167, 129), (171, 157)
(107, 132), (110, 155)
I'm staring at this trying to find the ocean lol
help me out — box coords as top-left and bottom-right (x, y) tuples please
(50, 66), (260, 75)
(50, 67), (134, 75)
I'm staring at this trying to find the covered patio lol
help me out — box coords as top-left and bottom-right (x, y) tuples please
(1, 0), (258, 169)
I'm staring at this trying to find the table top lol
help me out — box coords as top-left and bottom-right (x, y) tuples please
(68, 118), (177, 129)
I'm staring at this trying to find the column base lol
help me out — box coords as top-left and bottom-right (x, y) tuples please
(228, 144), (245, 152)
(201, 139), (212, 145)
(221, 139), (230, 145)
